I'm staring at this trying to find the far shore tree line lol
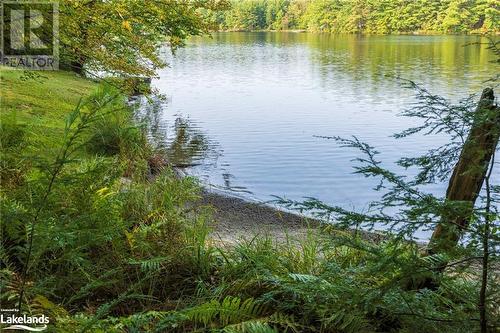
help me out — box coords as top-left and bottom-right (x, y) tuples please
(216, 0), (499, 34)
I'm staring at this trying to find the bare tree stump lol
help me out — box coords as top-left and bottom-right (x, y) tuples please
(428, 88), (499, 254)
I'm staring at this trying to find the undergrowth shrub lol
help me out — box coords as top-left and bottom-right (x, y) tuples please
(0, 83), (218, 328)
(84, 92), (151, 178)
(86, 109), (145, 157)
(48, 232), (480, 332)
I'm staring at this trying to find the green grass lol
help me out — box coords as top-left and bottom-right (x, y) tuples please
(1, 68), (96, 122)
(0, 68), (98, 146)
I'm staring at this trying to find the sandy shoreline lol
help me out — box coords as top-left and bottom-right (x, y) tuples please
(198, 190), (319, 244)
(196, 188), (387, 245)
(173, 167), (386, 245)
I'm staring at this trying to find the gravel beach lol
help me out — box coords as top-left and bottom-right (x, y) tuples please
(198, 190), (322, 245)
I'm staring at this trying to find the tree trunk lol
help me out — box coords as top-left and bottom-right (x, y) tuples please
(428, 88), (499, 254)
(70, 60), (85, 75)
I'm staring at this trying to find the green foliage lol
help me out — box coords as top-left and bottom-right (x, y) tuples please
(58, 0), (230, 76)
(218, 0), (499, 33)
(48, 233), (488, 332)
(223, 0), (267, 30)
(185, 296), (266, 327)
(85, 94), (149, 174)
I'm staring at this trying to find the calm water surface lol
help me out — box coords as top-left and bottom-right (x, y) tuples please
(142, 32), (498, 224)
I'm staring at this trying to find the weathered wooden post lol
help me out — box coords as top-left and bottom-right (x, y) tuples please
(428, 88), (500, 254)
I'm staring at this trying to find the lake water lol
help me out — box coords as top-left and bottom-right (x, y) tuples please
(143, 32), (498, 220)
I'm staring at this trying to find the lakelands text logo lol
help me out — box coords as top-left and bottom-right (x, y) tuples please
(1, 1), (59, 70)
(1, 313), (49, 331)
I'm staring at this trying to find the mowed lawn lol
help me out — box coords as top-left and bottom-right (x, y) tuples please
(1, 68), (97, 147)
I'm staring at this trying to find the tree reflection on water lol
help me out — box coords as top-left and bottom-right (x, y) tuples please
(132, 96), (250, 193)
(133, 95), (220, 168)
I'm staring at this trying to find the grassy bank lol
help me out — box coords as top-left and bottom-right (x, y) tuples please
(1, 70), (95, 118)
(1, 70), (96, 145)
(0, 69), (493, 332)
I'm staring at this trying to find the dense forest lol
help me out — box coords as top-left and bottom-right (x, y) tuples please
(216, 0), (499, 33)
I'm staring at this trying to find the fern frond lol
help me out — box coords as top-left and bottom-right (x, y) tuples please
(128, 256), (171, 272)
(224, 321), (278, 333)
(321, 310), (370, 333)
(186, 296), (267, 327)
